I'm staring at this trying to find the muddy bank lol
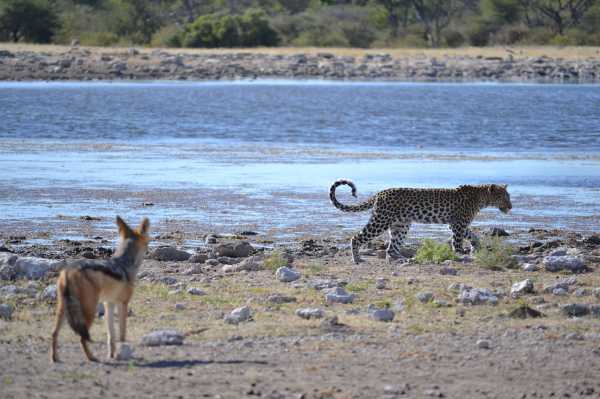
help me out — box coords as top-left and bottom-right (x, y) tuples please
(1, 46), (600, 82)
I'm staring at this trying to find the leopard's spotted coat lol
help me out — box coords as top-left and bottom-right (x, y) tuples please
(329, 179), (512, 264)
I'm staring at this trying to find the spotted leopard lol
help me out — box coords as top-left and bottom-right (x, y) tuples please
(329, 179), (512, 264)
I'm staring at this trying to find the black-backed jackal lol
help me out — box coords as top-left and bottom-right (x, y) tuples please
(50, 216), (150, 362)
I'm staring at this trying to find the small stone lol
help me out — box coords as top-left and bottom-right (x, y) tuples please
(367, 305), (395, 322)
(205, 235), (218, 244)
(543, 255), (586, 273)
(549, 248), (568, 257)
(38, 284), (57, 302)
(140, 330), (184, 346)
(561, 303), (590, 317)
(439, 266), (458, 275)
(205, 259), (219, 267)
(222, 256), (263, 273)
(276, 267), (300, 283)
(490, 227), (509, 237)
(375, 278), (387, 289)
(174, 303), (186, 310)
(593, 288), (600, 299)
(189, 253), (208, 264)
(267, 294), (296, 304)
(0, 284), (18, 299)
(433, 299), (451, 307)
(0, 303), (13, 320)
(186, 287), (205, 296)
(508, 304), (543, 319)
(510, 279), (534, 298)
(159, 276), (178, 286)
(116, 343), (134, 360)
(458, 287), (498, 305)
(522, 263), (539, 272)
(150, 247), (191, 262)
(543, 277), (577, 293)
(477, 339), (491, 349)
(416, 291), (434, 303)
(213, 241), (253, 258)
(448, 282), (471, 293)
(224, 306), (251, 324)
(574, 288), (589, 297)
(565, 332), (584, 341)
(325, 287), (355, 304)
(552, 287), (568, 296)
(295, 308), (324, 319)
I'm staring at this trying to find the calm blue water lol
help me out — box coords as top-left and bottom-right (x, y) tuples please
(0, 81), (599, 240)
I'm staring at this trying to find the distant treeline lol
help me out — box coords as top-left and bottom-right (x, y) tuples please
(1, 0), (600, 48)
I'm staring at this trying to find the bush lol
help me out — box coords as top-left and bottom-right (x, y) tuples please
(150, 24), (182, 48)
(443, 29), (465, 47)
(489, 24), (528, 45)
(79, 31), (119, 46)
(239, 9), (279, 46)
(0, 0), (59, 43)
(263, 251), (288, 271)
(465, 17), (493, 46)
(474, 236), (518, 270)
(415, 239), (457, 264)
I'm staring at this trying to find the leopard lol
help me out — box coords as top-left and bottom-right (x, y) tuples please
(329, 179), (512, 264)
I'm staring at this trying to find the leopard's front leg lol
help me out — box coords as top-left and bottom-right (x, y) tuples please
(465, 229), (480, 253)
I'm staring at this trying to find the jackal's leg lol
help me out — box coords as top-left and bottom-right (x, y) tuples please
(50, 298), (65, 363)
(104, 302), (116, 359)
(118, 302), (128, 342)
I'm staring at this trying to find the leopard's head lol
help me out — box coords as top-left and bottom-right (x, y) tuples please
(489, 184), (512, 214)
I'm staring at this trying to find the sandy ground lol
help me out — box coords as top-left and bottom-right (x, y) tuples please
(2, 43), (600, 61)
(1, 225), (600, 398)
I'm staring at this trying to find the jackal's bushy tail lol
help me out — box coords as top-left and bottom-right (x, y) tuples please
(329, 179), (375, 212)
(63, 275), (91, 342)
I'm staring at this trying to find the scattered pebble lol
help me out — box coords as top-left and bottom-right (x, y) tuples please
(149, 247), (191, 262)
(213, 241), (253, 258)
(375, 278), (387, 289)
(543, 255), (586, 273)
(189, 253), (208, 264)
(325, 287), (355, 304)
(275, 267), (300, 283)
(116, 343), (134, 360)
(439, 266), (458, 275)
(552, 287), (568, 296)
(561, 303), (590, 318)
(38, 284), (57, 302)
(140, 330), (185, 346)
(416, 291), (434, 303)
(433, 299), (451, 307)
(222, 256), (263, 273)
(367, 305), (395, 322)
(224, 306), (251, 324)
(295, 308), (324, 320)
(458, 287), (498, 305)
(267, 294), (296, 304)
(186, 287), (205, 296)
(0, 303), (13, 320)
(510, 279), (534, 298)
(522, 263), (539, 272)
(174, 303), (186, 310)
(476, 339), (491, 349)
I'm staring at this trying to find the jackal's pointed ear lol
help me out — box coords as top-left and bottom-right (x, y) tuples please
(139, 218), (150, 236)
(116, 216), (134, 238)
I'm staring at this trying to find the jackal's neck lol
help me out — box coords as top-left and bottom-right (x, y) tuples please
(111, 239), (145, 280)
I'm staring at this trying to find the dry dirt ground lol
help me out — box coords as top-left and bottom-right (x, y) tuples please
(1, 231), (600, 399)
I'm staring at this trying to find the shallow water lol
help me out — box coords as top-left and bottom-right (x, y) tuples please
(0, 81), (599, 241)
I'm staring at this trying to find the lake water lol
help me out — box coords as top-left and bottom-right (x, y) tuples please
(0, 81), (599, 242)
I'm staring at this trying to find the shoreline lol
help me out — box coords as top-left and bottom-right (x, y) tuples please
(1, 44), (600, 83)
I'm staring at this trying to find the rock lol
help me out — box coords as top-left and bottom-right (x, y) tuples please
(213, 241), (253, 258)
(174, 303), (186, 310)
(476, 339), (491, 349)
(574, 288), (589, 297)
(439, 266), (458, 275)
(140, 330), (185, 346)
(224, 306), (251, 324)
(458, 287), (498, 305)
(561, 303), (590, 317)
(433, 299), (451, 307)
(552, 287), (568, 296)
(150, 247), (191, 262)
(448, 282), (471, 293)
(590, 305), (600, 318)
(490, 227), (509, 237)
(0, 50), (15, 58)
(565, 332), (585, 341)
(128, 48), (140, 56)
(205, 235), (218, 244)
(543, 255), (586, 273)
(416, 291), (434, 303)
(325, 287), (355, 304)
(0, 303), (13, 320)
(308, 279), (337, 290)
(593, 288), (600, 299)
(222, 256), (263, 273)
(205, 259), (219, 267)
(0, 284), (18, 299)
(189, 253), (208, 264)
(510, 279), (534, 298)
(583, 234), (600, 246)
(116, 343), (134, 360)
(186, 287), (205, 296)
(522, 263), (539, 272)
(183, 265), (203, 275)
(549, 248), (568, 257)
(543, 277), (577, 293)
(295, 308), (324, 319)
(38, 284), (57, 302)
(367, 305), (395, 322)
(267, 294), (296, 304)
(375, 278), (387, 289)
(0, 254), (65, 280)
(275, 267), (300, 282)
(217, 256), (241, 265)
(508, 304), (543, 319)
(159, 276), (178, 286)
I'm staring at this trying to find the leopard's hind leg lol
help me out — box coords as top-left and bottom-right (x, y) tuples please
(351, 214), (389, 264)
(386, 222), (410, 261)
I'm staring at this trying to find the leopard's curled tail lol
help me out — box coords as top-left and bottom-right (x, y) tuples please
(329, 179), (375, 212)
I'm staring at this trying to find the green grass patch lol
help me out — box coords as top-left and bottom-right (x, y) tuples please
(263, 251), (288, 271)
(415, 239), (458, 264)
(345, 281), (370, 293)
(474, 236), (518, 270)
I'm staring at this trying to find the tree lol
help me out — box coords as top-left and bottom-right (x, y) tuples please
(376, 0), (412, 37)
(411, 0), (461, 46)
(0, 0), (59, 42)
(528, 0), (597, 33)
